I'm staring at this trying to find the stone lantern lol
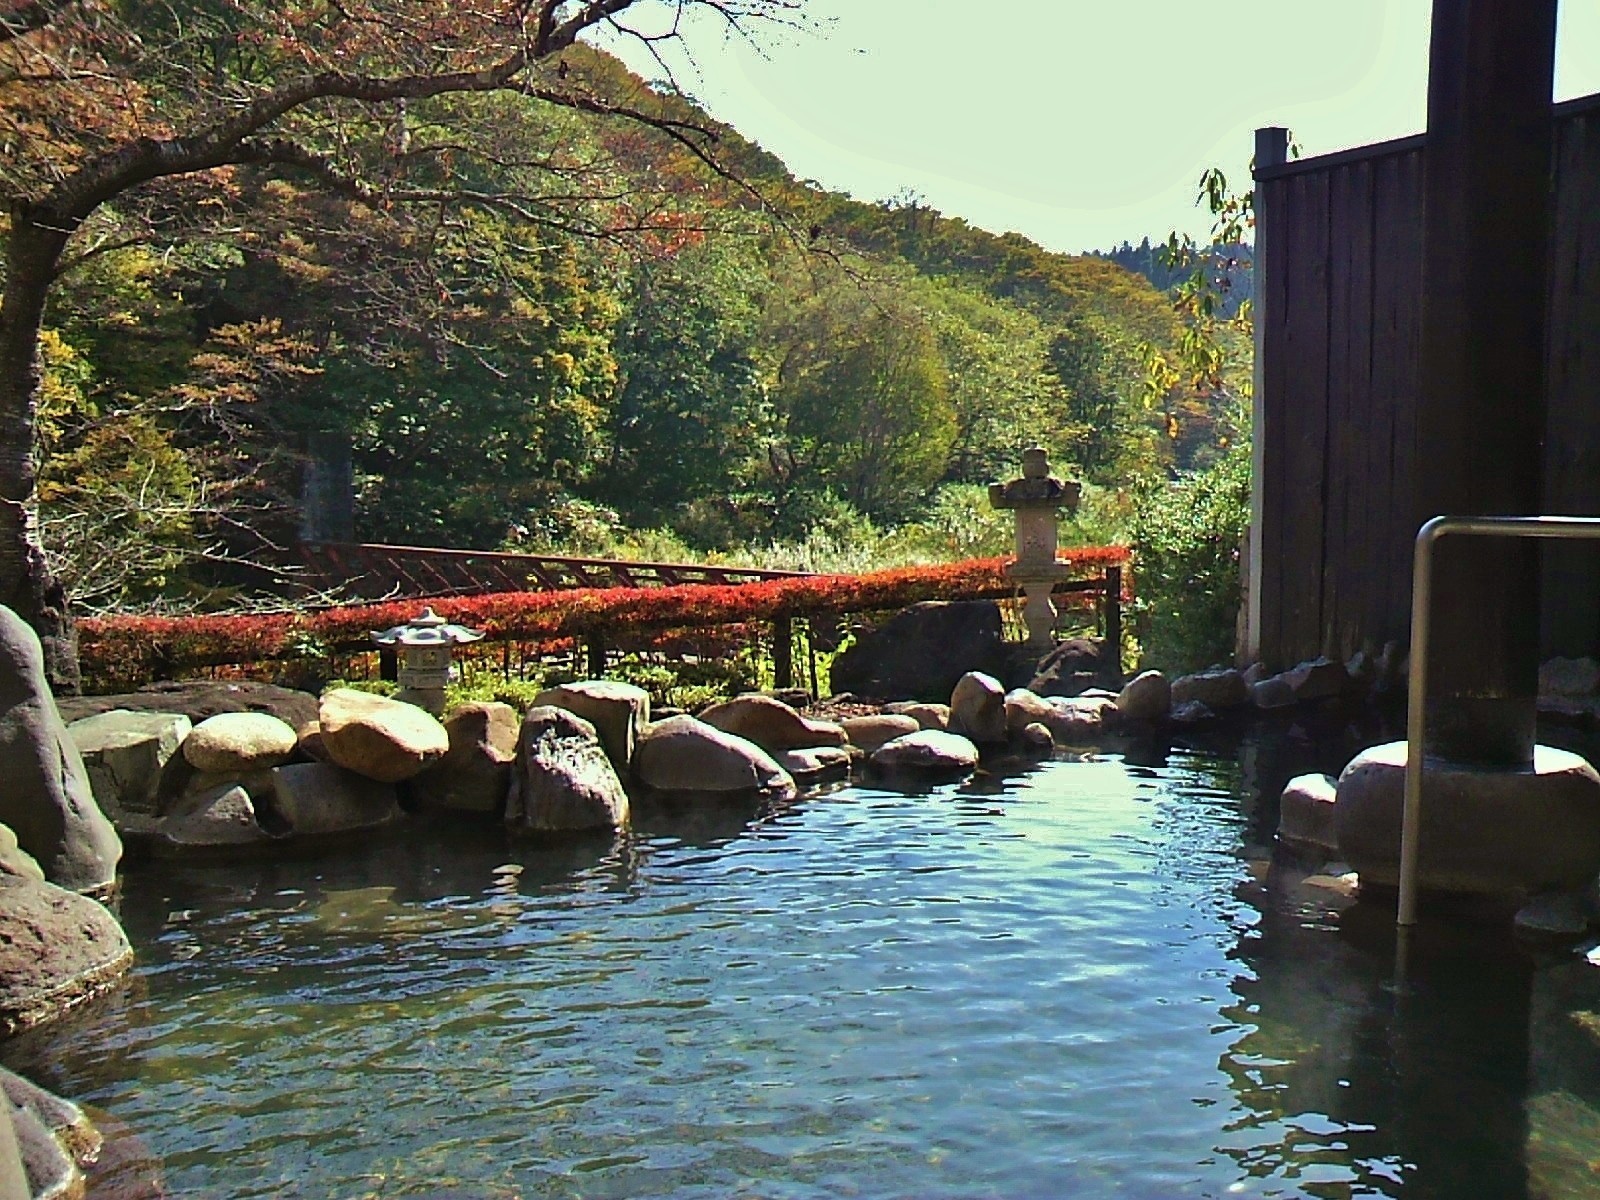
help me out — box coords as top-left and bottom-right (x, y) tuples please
(370, 607), (484, 715)
(988, 447), (1082, 650)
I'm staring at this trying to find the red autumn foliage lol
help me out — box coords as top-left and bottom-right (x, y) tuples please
(79, 548), (1131, 684)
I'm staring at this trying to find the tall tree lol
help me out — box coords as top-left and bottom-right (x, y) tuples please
(0, 0), (803, 689)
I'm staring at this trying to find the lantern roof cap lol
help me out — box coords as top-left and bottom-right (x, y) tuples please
(370, 606), (485, 647)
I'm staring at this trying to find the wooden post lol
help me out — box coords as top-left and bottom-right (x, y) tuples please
(1102, 566), (1123, 677)
(1414, 0), (1557, 765)
(772, 613), (794, 690)
(1245, 127), (1289, 667)
(584, 634), (606, 678)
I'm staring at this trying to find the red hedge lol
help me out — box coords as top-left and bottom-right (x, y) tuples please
(80, 547), (1131, 681)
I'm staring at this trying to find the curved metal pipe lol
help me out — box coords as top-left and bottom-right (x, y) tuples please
(1398, 514), (1600, 926)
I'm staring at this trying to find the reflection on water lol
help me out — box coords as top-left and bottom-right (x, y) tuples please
(7, 712), (1600, 1199)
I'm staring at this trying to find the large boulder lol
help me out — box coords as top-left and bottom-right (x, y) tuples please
(534, 680), (651, 770)
(318, 689), (448, 783)
(633, 715), (796, 801)
(829, 601), (1006, 702)
(506, 707), (630, 834)
(182, 711), (298, 775)
(0, 876), (132, 1037)
(0, 606), (121, 894)
(869, 730), (980, 778)
(1115, 670), (1171, 722)
(410, 702), (520, 814)
(1281, 657), (1350, 703)
(56, 679), (318, 729)
(1277, 773), (1339, 856)
(262, 762), (402, 838)
(1170, 668), (1251, 711)
(1334, 741), (1600, 897)
(840, 714), (920, 753)
(67, 709), (191, 821)
(1028, 636), (1123, 697)
(1044, 695), (1119, 743)
(698, 694), (845, 755)
(949, 672), (1008, 745)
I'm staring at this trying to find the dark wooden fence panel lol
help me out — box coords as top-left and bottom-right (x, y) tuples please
(1254, 94), (1600, 669)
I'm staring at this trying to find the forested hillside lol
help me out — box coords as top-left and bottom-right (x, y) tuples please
(17, 36), (1241, 615)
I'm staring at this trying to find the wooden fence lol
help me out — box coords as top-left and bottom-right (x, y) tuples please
(1246, 90), (1600, 668)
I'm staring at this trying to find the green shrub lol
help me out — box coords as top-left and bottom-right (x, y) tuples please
(1127, 445), (1250, 674)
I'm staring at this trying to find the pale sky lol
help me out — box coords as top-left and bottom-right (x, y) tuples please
(603, 2), (1600, 254)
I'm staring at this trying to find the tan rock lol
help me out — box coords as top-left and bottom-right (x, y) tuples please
(318, 689), (448, 783)
(67, 709), (191, 819)
(633, 715), (796, 800)
(698, 694), (846, 754)
(182, 711), (298, 775)
(949, 671), (1007, 745)
(870, 730), (980, 776)
(1115, 670), (1171, 721)
(1004, 688), (1055, 733)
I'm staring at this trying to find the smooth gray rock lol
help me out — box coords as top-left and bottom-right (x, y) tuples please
(949, 672), (1007, 745)
(506, 707), (629, 834)
(1170, 668), (1250, 710)
(151, 785), (281, 856)
(1115, 670), (1171, 722)
(1335, 741), (1600, 896)
(262, 762), (402, 838)
(1277, 773), (1339, 855)
(182, 711), (297, 775)
(840, 714), (920, 753)
(318, 689), (447, 784)
(1252, 677), (1297, 710)
(698, 694), (845, 754)
(870, 730), (980, 777)
(634, 715), (796, 801)
(411, 702), (519, 814)
(1282, 657), (1349, 702)
(0, 876), (131, 1037)
(777, 746), (853, 786)
(534, 680), (650, 771)
(67, 709), (191, 820)
(0, 606), (121, 894)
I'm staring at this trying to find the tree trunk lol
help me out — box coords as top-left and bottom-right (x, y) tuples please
(0, 210), (80, 693)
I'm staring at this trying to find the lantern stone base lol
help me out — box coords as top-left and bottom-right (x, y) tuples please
(1333, 740), (1600, 898)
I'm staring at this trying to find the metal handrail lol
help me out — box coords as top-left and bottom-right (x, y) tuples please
(1399, 514), (1600, 926)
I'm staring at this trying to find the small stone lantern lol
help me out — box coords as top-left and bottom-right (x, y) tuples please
(370, 607), (484, 715)
(988, 447), (1083, 650)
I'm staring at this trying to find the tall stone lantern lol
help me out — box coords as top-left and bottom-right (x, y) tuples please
(988, 447), (1082, 650)
(370, 607), (484, 715)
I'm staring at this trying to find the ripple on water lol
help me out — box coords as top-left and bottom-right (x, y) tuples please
(8, 747), (1599, 1199)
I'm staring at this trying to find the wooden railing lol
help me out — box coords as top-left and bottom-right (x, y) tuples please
(297, 541), (814, 600)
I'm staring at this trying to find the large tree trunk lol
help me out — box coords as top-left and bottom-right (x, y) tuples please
(0, 210), (79, 694)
